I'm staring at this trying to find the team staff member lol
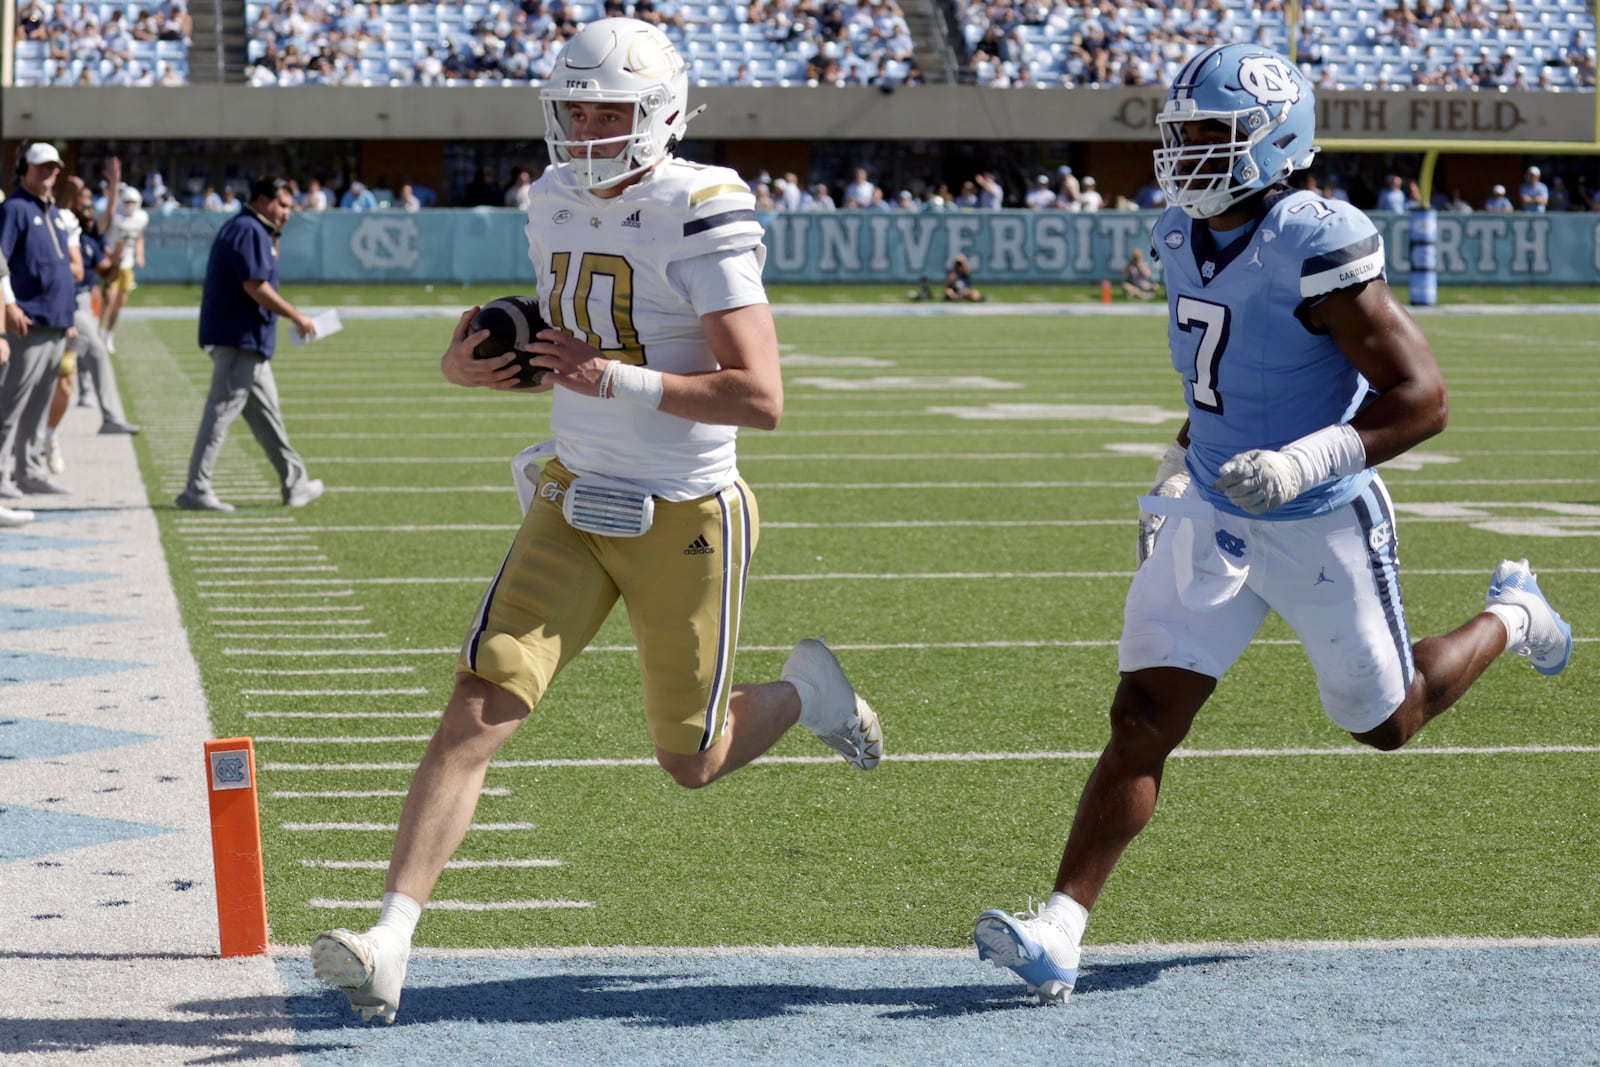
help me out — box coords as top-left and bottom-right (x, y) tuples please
(0, 250), (29, 528)
(175, 176), (321, 512)
(0, 141), (80, 499)
(311, 18), (884, 1026)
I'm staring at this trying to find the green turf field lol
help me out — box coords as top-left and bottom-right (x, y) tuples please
(118, 297), (1598, 952)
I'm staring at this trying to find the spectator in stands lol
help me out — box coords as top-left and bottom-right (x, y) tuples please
(802, 183), (836, 211)
(1076, 176), (1102, 212)
(504, 168), (534, 211)
(303, 177), (329, 211)
(1133, 175), (1165, 210)
(396, 184), (421, 212)
(1056, 165), (1081, 209)
(201, 185), (224, 211)
(1549, 176), (1570, 212)
(943, 253), (983, 302)
(0, 142), (79, 501)
(219, 187), (242, 214)
(1575, 175), (1598, 211)
(340, 180), (377, 211)
(1376, 174), (1407, 213)
(1519, 166), (1549, 212)
(1445, 187), (1474, 213)
(953, 180), (979, 210)
(1024, 174), (1056, 210)
(971, 171), (1003, 209)
(1484, 183), (1514, 212)
(1121, 248), (1156, 301)
(843, 167), (876, 209)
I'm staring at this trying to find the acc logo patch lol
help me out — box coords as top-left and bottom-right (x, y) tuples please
(1238, 55), (1302, 106)
(553, 209), (573, 224)
(1164, 230), (1185, 249)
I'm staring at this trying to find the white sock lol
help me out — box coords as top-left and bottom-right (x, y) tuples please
(372, 891), (422, 943)
(43, 427), (56, 440)
(1041, 891), (1089, 944)
(787, 674), (823, 730)
(1485, 604), (1530, 652)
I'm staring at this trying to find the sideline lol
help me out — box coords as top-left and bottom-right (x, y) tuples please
(0, 371), (299, 1064)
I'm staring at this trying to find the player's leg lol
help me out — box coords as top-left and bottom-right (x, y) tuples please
(977, 502), (1264, 1003)
(315, 479), (617, 1022)
(43, 354), (74, 475)
(1277, 479), (1573, 751)
(622, 480), (880, 788)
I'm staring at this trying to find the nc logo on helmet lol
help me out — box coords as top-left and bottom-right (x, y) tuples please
(1237, 55), (1301, 106)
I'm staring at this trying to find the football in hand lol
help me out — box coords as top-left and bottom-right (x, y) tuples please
(471, 296), (549, 388)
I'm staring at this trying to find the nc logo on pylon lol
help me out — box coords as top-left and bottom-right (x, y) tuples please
(209, 750), (252, 790)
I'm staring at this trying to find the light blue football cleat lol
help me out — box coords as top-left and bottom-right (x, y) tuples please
(974, 906), (1080, 1005)
(1487, 559), (1573, 676)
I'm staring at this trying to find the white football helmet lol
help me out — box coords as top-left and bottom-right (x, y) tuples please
(541, 18), (697, 190)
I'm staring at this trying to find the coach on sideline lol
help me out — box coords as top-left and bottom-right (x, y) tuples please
(0, 141), (81, 501)
(175, 175), (322, 513)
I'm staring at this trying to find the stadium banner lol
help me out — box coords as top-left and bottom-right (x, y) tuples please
(139, 208), (1600, 286)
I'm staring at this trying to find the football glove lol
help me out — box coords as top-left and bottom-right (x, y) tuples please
(1137, 441), (1191, 566)
(1213, 449), (1306, 515)
(1214, 424), (1366, 515)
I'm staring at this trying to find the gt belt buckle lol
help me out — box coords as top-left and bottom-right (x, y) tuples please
(562, 476), (655, 537)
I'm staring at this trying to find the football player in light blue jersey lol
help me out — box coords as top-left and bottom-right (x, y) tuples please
(975, 42), (1574, 1007)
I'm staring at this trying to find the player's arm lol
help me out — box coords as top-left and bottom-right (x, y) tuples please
(1307, 278), (1447, 465)
(525, 300), (783, 429)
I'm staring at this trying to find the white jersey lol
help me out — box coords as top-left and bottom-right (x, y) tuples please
(107, 206), (148, 269)
(524, 159), (767, 501)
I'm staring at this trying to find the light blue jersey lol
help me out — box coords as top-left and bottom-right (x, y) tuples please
(1151, 188), (1385, 520)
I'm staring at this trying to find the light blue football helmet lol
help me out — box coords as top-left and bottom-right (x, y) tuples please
(1154, 43), (1318, 219)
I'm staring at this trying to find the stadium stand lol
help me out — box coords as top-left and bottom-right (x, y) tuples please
(237, 0), (920, 87)
(14, 0), (191, 85)
(951, 0), (1595, 91)
(15, 0), (1596, 90)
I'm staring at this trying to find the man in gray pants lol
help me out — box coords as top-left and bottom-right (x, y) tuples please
(176, 176), (321, 513)
(0, 142), (80, 501)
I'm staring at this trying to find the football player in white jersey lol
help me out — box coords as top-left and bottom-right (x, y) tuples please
(96, 157), (146, 353)
(974, 43), (1573, 1005)
(312, 18), (883, 1025)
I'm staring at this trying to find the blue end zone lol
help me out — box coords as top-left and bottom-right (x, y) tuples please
(272, 944), (1600, 1064)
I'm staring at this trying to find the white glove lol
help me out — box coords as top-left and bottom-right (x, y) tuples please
(1137, 441), (1191, 565)
(1213, 449), (1308, 515)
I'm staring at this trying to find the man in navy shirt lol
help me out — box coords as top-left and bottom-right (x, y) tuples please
(176, 175), (321, 512)
(0, 141), (81, 499)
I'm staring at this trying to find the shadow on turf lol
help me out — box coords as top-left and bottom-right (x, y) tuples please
(193, 953), (1240, 1031)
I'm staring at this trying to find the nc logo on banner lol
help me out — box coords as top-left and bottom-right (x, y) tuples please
(350, 217), (421, 271)
(209, 750), (252, 791)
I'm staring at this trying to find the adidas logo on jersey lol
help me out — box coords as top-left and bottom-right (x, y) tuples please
(683, 534), (714, 555)
(622, 210), (642, 229)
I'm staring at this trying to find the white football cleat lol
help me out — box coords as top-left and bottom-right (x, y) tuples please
(782, 637), (882, 770)
(44, 435), (65, 475)
(1487, 559), (1573, 676)
(311, 927), (409, 1025)
(974, 906), (1080, 1006)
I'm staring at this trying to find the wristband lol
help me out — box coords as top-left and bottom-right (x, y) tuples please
(599, 361), (664, 409)
(0, 276), (14, 306)
(1283, 423), (1366, 486)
